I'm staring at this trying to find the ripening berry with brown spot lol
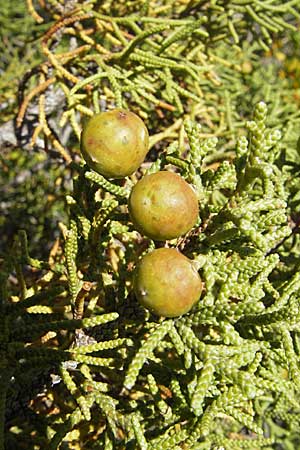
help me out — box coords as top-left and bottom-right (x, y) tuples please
(80, 109), (149, 179)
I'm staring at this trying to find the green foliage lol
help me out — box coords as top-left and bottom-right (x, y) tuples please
(3, 100), (300, 449)
(2, 1), (300, 449)
(0, 148), (68, 259)
(0, 1), (43, 122)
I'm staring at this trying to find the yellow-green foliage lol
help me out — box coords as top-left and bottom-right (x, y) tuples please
(2, 1), (300, 450)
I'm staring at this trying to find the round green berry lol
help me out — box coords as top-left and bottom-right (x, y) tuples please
(128, 171), (199, 240)
(133, 248), (202, 318)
